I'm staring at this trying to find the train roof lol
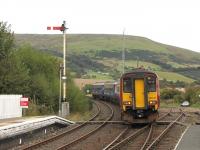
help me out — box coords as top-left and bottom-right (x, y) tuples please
(93, 81), (119, 86)
(121, 68), (158, 77)
(92, 82), (104, 86)
(104, 81), (118, 84)
(104, 82), (119, 87)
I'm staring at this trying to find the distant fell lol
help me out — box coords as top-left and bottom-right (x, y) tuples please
(15, 34), (200, 65)
(14, 34), (200, 82)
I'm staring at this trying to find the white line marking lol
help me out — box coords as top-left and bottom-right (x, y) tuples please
(174, 125), (191, 150)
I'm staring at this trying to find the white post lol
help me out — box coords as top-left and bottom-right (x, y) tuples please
(63, 21), (66, 101)
(61, 20), (70, 116)
(59, 63), (62, 116)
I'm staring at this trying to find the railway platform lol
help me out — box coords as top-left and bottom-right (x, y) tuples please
(175, 125), (200, 150)
(0, 116), (74, 140)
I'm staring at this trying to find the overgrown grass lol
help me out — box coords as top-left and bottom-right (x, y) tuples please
(190, 102), (200, 108)
(66, 111), (93, 121)
(160, 99), (180, 108)
(160, 99), (200, 109)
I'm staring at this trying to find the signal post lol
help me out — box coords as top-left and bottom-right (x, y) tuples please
(47, 21), (70, 117)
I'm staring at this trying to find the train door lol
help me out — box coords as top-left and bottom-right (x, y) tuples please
(134, 79), (145, 108)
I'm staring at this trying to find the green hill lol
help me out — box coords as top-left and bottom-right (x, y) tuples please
(14, 34), (200, 83)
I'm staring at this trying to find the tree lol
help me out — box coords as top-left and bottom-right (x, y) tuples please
(17, 46), (60, 112)
(0, 21), (30, 94)
(0, 22), (14, 60)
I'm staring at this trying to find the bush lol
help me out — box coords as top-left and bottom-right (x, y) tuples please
(174, 94), (184, 103)
(184, 86), (200, 104)
(161, 88), (182, 100)
(67, 77), (92, 112)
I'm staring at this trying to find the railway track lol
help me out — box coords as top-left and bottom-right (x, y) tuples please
(17, 100), (114, 150)
(56, 101), (114, 150)
(17, 100), (102, 150)
(15, 101), (191, 150)
(143, 111), (184, 150)
(102, 109), (185, 150)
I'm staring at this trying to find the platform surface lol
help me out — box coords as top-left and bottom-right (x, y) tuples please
(176, 125), (200, 150)
(0, 116), (74, 140)
(0, 116), (46, 127)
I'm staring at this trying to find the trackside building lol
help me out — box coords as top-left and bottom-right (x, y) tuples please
(0, 95), (23, 119)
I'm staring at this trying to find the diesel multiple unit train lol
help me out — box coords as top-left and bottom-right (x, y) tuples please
(92, 68), (160, 123)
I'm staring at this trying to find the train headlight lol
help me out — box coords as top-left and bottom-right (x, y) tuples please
(149, 101), (157, 106)
(123, 101), (131, 105)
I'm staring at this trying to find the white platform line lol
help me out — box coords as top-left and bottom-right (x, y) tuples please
(174, 125), (191, 150)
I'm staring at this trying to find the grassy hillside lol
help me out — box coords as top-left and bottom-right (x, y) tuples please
(14, 34), (200, 83)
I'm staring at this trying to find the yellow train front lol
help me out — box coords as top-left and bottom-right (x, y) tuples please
(120, 68), (160, 124)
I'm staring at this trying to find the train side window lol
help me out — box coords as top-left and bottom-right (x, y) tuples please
(147, 77), (156, 92)
(123, 78), (132, 93)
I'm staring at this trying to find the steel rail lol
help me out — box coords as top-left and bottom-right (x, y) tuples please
(108, 125), (150, 150)
(105, 110), (172, 150)
(56, 101), (114, 150)
(140, 110), (172, 150)
(157, 108), (172, 121)
(145, 111), (184, 150)
(102, 127), (129, 150)
(21, 101), (101, 150)
(140, 124), (153, 150)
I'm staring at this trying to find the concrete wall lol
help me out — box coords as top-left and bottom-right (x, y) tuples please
(0, 95), (22, 119)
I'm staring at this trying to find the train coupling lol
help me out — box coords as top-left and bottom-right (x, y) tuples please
(136, 110), (145, 118)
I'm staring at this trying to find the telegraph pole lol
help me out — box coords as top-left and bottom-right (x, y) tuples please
(137, 56), (139, 68)
(122, 29), (125, 75)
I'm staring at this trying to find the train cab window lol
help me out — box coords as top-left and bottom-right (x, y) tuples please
(147, 77), (156, 92)
(123, 78), (132, 93)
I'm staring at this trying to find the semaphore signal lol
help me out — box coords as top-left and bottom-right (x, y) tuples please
(47, 22), (68, 32)
(47, 21), (69, 117)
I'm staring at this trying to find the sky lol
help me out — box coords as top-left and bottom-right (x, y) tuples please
(1, 0), (200, 52)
